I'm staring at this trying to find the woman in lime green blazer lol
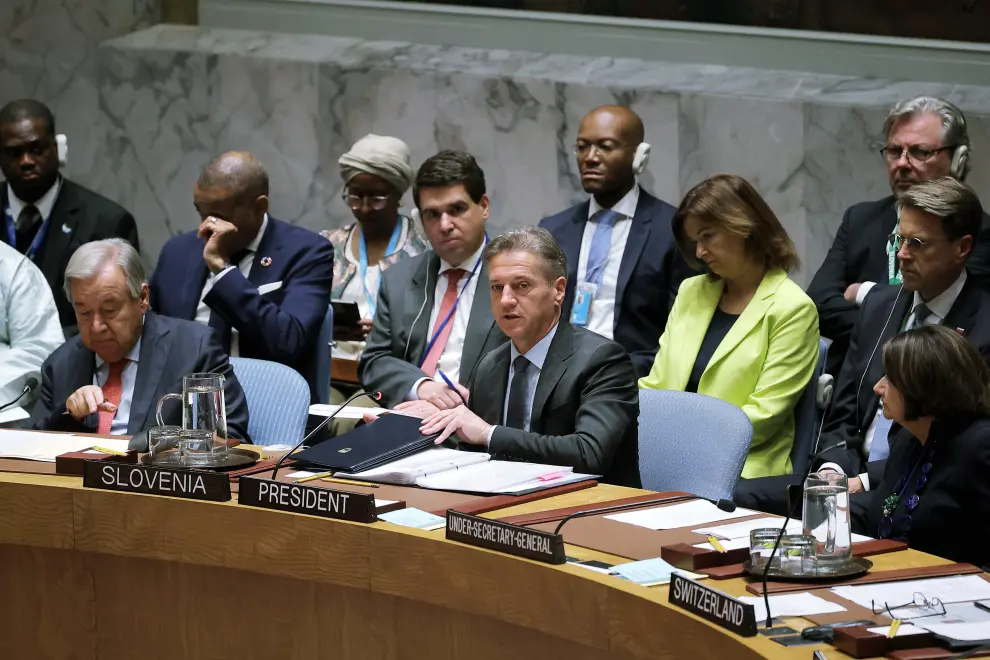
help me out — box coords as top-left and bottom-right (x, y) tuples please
(639, 174), (820, 478)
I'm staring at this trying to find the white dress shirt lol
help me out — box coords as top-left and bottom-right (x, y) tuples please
(576, 185), (638, 339)
(92, 334), (142, 436)
(822, 270), (967, 489)
(6, 177), (63, 226)
(194, 214), (269, 356)
(408, 239), (486, 399)
(0, 241), (64, 408)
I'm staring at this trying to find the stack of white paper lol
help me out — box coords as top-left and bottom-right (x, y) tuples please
(919, 621), (990, 642)
(308, 405), (392, 420)
(344, 447), (491, 485)
(832, 575), (990, 610)
(694, 517), (802, 540)
(606, 500), (754, 530)
(0, 431), (92, 462)
(740, 593), (847, 621)
(418, 461), (592, 494)
(0, 406), (29, 425)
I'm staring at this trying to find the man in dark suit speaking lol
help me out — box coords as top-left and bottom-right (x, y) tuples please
(30, 239), (249, 448)
(0, 99), (139, 331)
(540, 106), (687, 378)
(418, 227), (641, 487)
(807, 96), (990, 373)
(150, 151), (333, 402)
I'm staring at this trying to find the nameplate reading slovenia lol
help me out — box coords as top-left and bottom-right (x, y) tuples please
(446, 510), (566, 564)
(668, 573), (757, 637)
(238, 477), (377, 523)
(83, 460), (231, 502)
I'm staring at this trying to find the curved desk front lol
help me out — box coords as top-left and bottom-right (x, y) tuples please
(0, 472), (958, 659)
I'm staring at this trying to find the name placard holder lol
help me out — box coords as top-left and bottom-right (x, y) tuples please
(445, 510), (566, 564)
(668, 573), (757, 637)
(238, 476), (377, 523)
(83, 460), (231, 502)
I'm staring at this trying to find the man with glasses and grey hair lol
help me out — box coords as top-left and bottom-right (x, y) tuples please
(30, 239), (250, 448)
(736, 177), (990, 513)
(808, 96), (990, 374)
(413, 227), (641, 487)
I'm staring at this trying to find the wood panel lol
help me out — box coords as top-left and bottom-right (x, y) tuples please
(0, 477), (76, 548)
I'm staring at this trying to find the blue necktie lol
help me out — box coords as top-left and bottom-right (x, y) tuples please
(869, 414), (893, 462)
(584, 209), (623, 287)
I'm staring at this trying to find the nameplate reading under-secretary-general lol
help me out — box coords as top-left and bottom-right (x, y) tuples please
(83, 460), (231, 502)
(445, 510), (566, 564)
(668, 573), (757, 637)
(237, 476), (377, 523)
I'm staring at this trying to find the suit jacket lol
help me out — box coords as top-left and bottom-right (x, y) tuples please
(1, 178), (139, 331)
(358, 249), (508, 408)
(468, 321), (640, 487)
(852, 415), (990, 569)
(640, 269), (820, 479)
(29, 311), (249, 447)
(539, 188), (690, 378)
(807, 196), (990, 373)
(816, 272), (990, 476)
(149, 217), (334, 403)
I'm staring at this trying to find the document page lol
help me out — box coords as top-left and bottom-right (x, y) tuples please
(416, 460), (577, 493)
(0, 406), (29, 425)
(343, 447), (490, 485)
(739, 593), (848, 621)
(0, 431), (89, 462)
(606, 500), (754, 530)
(831, 576), (990, 609)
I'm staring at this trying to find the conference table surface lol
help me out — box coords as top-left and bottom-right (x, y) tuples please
(0, 464), (963, 660)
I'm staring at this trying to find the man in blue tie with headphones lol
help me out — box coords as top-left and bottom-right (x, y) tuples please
(539, 106), (688, 378)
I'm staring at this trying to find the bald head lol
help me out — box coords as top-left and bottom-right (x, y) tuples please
(575, 106), (644, 205)
(197, 151), (269, 201)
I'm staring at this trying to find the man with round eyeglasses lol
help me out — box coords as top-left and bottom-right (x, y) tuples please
(808, 96), (990, 374)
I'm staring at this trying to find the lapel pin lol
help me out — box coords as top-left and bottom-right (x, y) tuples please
(956, 327), (965, 334)
(62, 223), (72, 234)
(260, 256), (272, 267)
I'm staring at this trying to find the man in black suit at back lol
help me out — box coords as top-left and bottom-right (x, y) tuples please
(539, 106), (688, 378)
(416, 227), (640, 487)
(736, 177), (990, 514)
(0, 99), (139, 332)
(808, 96), (990, 373)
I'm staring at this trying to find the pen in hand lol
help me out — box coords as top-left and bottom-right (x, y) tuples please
(436, 370), (466, 406)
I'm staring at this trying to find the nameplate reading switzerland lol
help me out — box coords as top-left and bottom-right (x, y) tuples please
(446, 510), (566, 564)
(668, 573), (757, 637)
(237, 477), (377, 523)
(83, 460), (231, 502)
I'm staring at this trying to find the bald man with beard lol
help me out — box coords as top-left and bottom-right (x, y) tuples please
(540, 106), (689, 378)
(149, 151), (334, 402)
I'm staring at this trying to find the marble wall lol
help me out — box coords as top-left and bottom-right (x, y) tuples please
(6, 6), (990, 287)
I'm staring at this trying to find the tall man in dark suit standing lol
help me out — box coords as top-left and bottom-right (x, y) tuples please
(418, 227), (640, 487)
(0, 99), (139, 332)
(149, 152), (334, 403)
(359, 150), (507, 410)
(30, 239), (249, 449)
(540, 106), (686, 378)
(736, 177), (990, 513)
(808, 96), (990, 373)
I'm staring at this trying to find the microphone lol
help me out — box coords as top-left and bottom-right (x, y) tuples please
(551, 495), (735, 535)
(760, 437), (865, 627)
(0, 377), (39, 412)
(270, 390), (382, 479)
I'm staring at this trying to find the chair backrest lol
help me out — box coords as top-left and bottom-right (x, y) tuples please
(637, 389), (753, 501)
(315, 304), (333, 404)
(230, 357), (310, 446)
(790, 338), (831, 474)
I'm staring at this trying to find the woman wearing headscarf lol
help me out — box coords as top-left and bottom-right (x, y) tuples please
(322, 134), (427, 360)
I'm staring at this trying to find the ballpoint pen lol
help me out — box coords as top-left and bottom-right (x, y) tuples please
(437, 370), (466, 405)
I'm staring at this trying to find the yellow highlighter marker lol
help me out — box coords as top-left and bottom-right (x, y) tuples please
(887, 619), (902, 638)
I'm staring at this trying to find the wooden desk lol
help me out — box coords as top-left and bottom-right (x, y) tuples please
(331, 357), (360, 385)
(0, 472), (960, 659)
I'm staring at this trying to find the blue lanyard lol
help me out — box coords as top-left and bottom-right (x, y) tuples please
(417, 236), (487, 368)
(3, 201), (52, 262)
(357, 218), (402, 318)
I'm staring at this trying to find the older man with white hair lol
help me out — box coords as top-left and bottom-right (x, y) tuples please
(30, 239), (250, 448)
(150, 151), (334, 403)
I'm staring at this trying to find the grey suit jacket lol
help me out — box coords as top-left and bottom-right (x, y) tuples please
(358, 249), (508, 408)
(29, 311), (250, 448)
(468, 321), (641, 487)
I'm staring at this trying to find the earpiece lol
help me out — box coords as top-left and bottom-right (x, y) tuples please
(950, 144), (970, 180)
(632, 142), (651, 176)
(410, 207), (428, 244)
(55, 134), (68, 167)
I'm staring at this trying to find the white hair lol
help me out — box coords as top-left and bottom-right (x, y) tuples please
(63, 239), (145, 303)
(882, 96), (971, 180)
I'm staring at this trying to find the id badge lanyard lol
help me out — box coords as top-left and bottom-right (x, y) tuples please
(358, 218), (402, 318)
(888, 207), (902, 285)
(3, 202), (52, 262)
(417, 235), (487, 368)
